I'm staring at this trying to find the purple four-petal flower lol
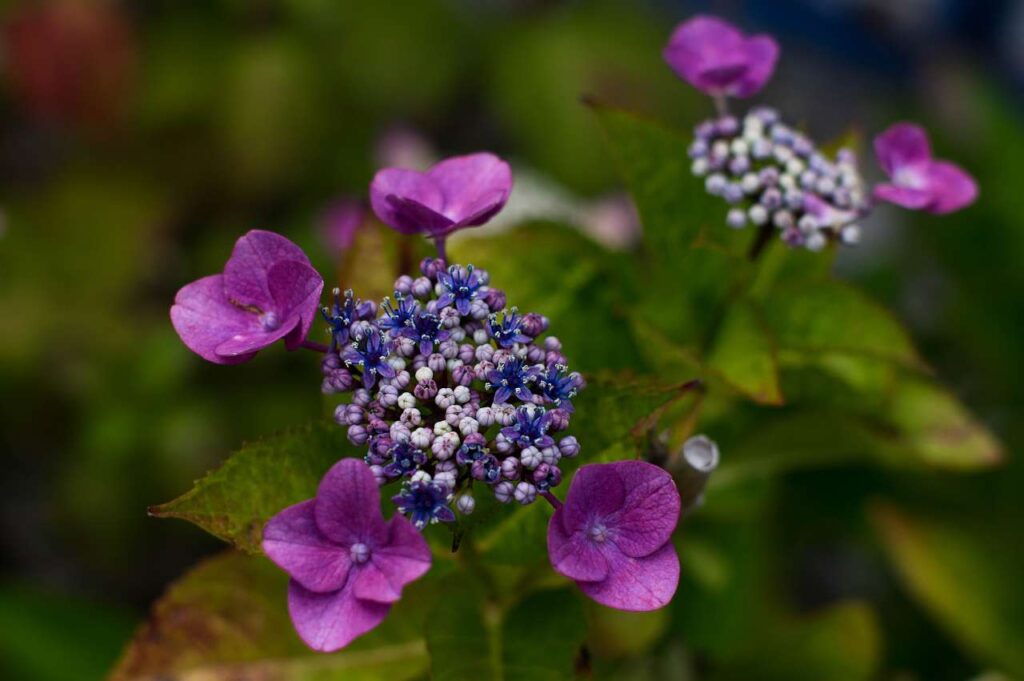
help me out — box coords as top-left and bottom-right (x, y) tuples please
(872, 122), (978, 215)
(663, 15), (779, 99)
(170, 230), (323, 365)
(369, 152), (512, 239)
(262, 458), (432, 652)
(548, 461), (681, 611)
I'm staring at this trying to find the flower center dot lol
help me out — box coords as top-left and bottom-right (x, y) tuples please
(588, 523), (609, 543)
(260, 311), (281, 331)
(350, 542), (370, 564)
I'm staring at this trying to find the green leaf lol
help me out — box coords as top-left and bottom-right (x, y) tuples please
(109, 551), (432, 681)
(872, 504), (1024, 676)
(883, 376), (1003, 470)
(759, 281), (924, 369)
(592, 105), (749, 347)
(427, 581), (585, 681)
(151, 421), (357, 553)
(569, 373), (702, 460)
(705, 301), (783, 405)
(713, 602), (881, 681)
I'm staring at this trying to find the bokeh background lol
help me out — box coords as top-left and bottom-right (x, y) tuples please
(1, 1), (1022, 679)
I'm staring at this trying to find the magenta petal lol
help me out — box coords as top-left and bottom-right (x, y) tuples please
(386, 195), (456, 235)
(287, 579), (390, 652)
(923, 160), (978, 214)
(663, 15), (775, 98)
(214, 317), (298, 359)
(262, 500), (351, 593)
(562, 463), (626, 532)
(577, 541), (680, 612)
(266, 260), (324, 350)
(314, 459), (387, 546)
(547, 506), (609, 583)
(873, 183), (933, 210)
(733, 34), (779, 97)
(428, 152), (512, 227)
(613, 461), (681, 558)
(370, 168), (445, 234)
(170, 274), (259, 365)
(223, 230), (312, 309)
(874, 123), (931, 177)
(353, 516), (432, 604)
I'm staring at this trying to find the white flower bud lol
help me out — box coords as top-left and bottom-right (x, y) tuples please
(434, 470), (457, 489)
(494, 481), (515, 504)
(473, 328), (489, 345)
(459, 417), (479, 436)
(410, 470), (432, 484)
(435, 388), (456, 409)
(415, 367), (434, 383)
(521, 446), (542, 469)
(453, 385), (471, 404)
(513, 482), (537, 505)
(449, 327), (466, 342)
(433, 420), (453, 436)
(432, 431), (460, 460)
(411, 427), (433, 448)
(540, 446), (560, 465)
(475, 406), (495, 427)
(456, 494), (476, 515)
(397, 392), (417, 410)
(400, 407), (422, 427)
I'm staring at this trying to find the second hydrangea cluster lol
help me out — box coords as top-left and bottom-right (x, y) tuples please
(320, 257), (584, 529)
(690, 107), (868, 251)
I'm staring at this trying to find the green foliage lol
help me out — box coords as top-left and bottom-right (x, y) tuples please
(428, 580), (586, 681)
(872, 504), (1024, 676)
(109, 551), (433, 681)
(151, 421), (357, 553)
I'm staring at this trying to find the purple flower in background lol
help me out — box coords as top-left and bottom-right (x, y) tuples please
(548, 461), (680, 611)
(170, 230), (323, 365)
(262, 458), (431, 651)
(317, 198), (366, 253)
(370, 152), (512, 242)
(663, 15), (779, 99)
(873, 123), (978, 215)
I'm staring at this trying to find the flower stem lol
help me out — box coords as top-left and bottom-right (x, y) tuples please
(747, 221), (775, 261)
(300, 339), (329, 353)
(713, 93), (729, 117)
(434, 236), (448, 262)
(541, 491), (562, 510)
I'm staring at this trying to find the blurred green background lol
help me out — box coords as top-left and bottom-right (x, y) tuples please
(1, 1), (1022, 680)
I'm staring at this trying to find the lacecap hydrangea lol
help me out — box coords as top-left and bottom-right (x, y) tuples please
(664, 14), (977, 252)
(321, 256), (584, 529)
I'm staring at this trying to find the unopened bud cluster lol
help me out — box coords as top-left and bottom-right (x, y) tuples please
(320, 258), (584, 529)
(690, 107), (868, 251)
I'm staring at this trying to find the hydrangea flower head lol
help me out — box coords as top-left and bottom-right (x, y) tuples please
(689, 107), (869, 250)
(663, 15), (779, 99)
(873, 122), (978, 215)
(170, 230), (323, 364)
(370, 152), (512, 241)
(262, 458), (431, 651)
(324, 257), (583, 525)
(548, 461), (681, 611)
